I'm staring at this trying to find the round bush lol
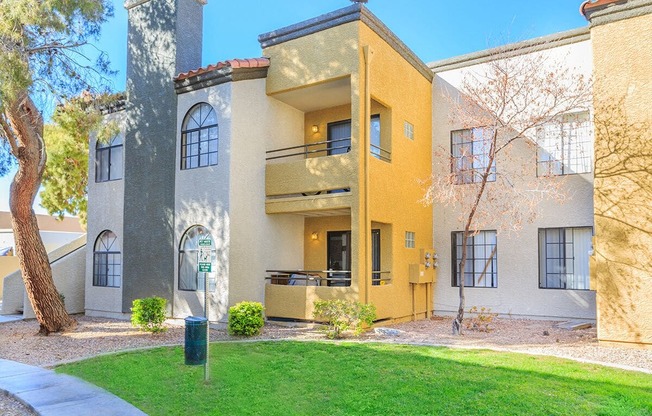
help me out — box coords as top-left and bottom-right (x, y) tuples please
(228, 301), (264, 336)
(131, 296), (167, 333)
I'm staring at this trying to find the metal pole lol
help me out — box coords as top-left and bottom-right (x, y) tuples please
(204, 272), (209, 382)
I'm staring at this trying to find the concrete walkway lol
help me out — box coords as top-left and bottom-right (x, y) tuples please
(0, 314), (22, 323)
(0, 359), (146, 416)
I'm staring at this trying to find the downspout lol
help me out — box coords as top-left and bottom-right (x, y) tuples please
(362, 45), (373, 305)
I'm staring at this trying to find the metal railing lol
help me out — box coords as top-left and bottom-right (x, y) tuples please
(265, 270), (351, 286)
(265, 269), (392, 286)
(266, 138), (350, 161)
(372, 270), (392, 285)
(370, 144), (391, 163)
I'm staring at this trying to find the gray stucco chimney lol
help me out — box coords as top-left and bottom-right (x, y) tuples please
(121, 0), (205, 312)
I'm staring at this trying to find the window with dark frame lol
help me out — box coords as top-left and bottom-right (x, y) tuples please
(451, 230), (497, 288)
(93, 230), (121, 287)
(179, 225), (215, 291)
(181, 103), (218, 170)
(371, 229), (381, 286)
(327, 115), (387, 161)
(451, 127), (496, 184)
(536, 111), (592, 176)
(95, 134), (123, 182)
(538, 227), (592, 290)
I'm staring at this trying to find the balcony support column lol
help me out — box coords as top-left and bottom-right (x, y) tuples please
(362, 45), (374, 305)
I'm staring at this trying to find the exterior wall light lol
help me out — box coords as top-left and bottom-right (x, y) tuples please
(311, 232), (319, 241)
(311, 125), (319, 133)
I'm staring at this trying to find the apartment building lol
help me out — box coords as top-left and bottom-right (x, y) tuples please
(85, 0), (652, 347)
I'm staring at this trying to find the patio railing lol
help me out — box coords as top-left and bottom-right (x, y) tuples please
(265, 270), (391, 286)
(266, 138), (350, 161)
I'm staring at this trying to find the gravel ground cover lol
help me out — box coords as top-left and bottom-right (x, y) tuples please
(1, 314), (650, 415)
(0, 392), (37, 416)
(0, 315), (650, 371)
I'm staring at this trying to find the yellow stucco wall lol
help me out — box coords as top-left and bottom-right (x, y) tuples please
(359, 23), (434, 321)
(304, 216), (352, 273)
(264, 22), (360, 96)
(591, 11), (652, 347)
(263, 15), (432, 322)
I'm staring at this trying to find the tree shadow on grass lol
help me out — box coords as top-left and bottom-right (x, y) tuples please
(57, 341), (652, 416)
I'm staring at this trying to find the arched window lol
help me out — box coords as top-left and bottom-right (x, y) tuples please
(179, 225), (215, 291)
(181, 103), (218, 170)
(93, 230), (121, 287)
(96, 134), (123, 182)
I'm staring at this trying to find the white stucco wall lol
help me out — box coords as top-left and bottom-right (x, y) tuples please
(174, 83), (233, 321)
(23, 235), (87, 319)
(431, 39), (596, 320)
(3, 235), (86, 318)
(229, 79), (305, 309)
(1, 231), (83, 259)
(85, 110), (125, 317)
(173, 78), (305, 322)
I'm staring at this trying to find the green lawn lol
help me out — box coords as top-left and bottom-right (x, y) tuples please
(57, 341), (652, 416)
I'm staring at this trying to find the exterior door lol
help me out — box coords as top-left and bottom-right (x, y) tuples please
(327, 231), (351, 287)
(372, 229), (381, 285)
(327, 120), (351, 155)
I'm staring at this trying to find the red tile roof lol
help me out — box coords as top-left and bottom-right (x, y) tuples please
(174, 58), (270, 81)
(580, 0), (627, 17)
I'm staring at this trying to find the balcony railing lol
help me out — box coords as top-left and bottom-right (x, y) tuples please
(370, 144), (391, 163)
(266, 139), (392, 164)
(265, 270), (391, 286)
(266, 138), (350, 161)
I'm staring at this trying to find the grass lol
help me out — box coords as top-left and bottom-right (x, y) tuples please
(57, 341), (652, 416)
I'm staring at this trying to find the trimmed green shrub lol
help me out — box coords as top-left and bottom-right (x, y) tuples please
(313, 299), (376, 339)
(228, 301), (264, 336)
(131, 296), (167, 333)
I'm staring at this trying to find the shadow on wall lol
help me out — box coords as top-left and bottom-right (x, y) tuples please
(593, 98), (652, 342)
(121, 0), (191, 310)
(174, 199), (229, 320)
(429, 72), (588, 235)
(2, 235), (86, 317)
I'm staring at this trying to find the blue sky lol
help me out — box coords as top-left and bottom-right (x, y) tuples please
(1, 0), (589, 214)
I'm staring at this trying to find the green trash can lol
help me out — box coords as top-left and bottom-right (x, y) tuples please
(184, 316), (207, 365)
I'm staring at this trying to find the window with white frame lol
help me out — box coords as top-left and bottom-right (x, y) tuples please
(536, 111), (592, 176)
(451, 127), (496, 184)
(452, 230), (497, 288)
(405, 231), (415, 248)
(95, 134), (123, 182)
(538, 227), (592, 290)
(93, 230), (121, 287)
(181, 103), (218, 170)
(404, 121), (414, 140)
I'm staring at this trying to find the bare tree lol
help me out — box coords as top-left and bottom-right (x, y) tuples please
(426, 46), (592, 335)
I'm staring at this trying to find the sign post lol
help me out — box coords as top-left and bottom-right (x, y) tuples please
(198, 237), (212, 382)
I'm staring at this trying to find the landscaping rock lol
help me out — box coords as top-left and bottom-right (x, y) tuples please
(557, 320), (594, 331)
(374, 327), (404, 337)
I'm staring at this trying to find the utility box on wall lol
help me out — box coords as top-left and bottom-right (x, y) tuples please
(409, 248), (437, 284)
(409, 263), (433, 284)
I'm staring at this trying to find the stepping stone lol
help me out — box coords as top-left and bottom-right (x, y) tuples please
(374, 327), (404, 337)
(556, 320), (593, 330)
